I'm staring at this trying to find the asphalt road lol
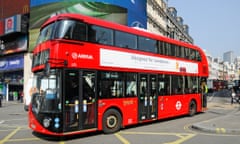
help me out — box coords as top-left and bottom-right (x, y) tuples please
(1, 91), (240, 144)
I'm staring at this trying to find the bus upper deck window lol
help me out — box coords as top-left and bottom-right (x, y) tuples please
(88, 25), (113, 45)
(56, 20), (87, 41)
(36, 23), (54, 45)
(196, 51), (202, 61)
(115, 31), (137, 49)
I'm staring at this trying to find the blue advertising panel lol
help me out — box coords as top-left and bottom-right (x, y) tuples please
(0, 55), (24, 71)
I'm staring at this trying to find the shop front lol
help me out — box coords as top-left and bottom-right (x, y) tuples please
(0, 54), (24, 101)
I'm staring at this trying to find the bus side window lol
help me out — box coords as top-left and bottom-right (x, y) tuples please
(115, 31), (137, 49)
(166, 43), (171, 56)
(171, 76), (184, 95)
(99, 71), (124, 98)
(158, 74), (170, 95)
(157, 41), (163, 55)
(196, 51), (202, 61)
(170, 44), (176, 57)
(88, 25), (113, 45)
(138, 36), (157, 53)
(126, 73), (137, 97)
(184, 48), (190, 60)
(190, 50), (196, 60)
(72, 22), (87, 41)
(99, 81), (112, 98)
(83, 72), (95, 100)
(179, 46), (184, 58)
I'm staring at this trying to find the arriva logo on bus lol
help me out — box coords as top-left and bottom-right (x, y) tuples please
(71, 52), (94, 60)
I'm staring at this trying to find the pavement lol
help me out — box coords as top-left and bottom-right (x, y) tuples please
(192, 101), (240, 135)
(0, 99), (23, 107)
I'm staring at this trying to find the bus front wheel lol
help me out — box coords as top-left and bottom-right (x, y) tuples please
(102, 109), (122, 134)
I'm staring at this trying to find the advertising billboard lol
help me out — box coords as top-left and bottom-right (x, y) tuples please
(4, 15), (22, 34)
(0, 0), (29, 19)
(0, 55), (24, 71)
(1, 35), (28, 55)
(29, 0), (147, 51)
(30, 0), (146, 27)
(0, 0), (30, 55)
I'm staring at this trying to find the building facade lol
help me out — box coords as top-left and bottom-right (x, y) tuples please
(0, 0), (30, 101)
(207, 52), (240, 90)
(166, 7), (193, 43)
(223, 51), (234, 64)
(147, 0), (167, 35)
(147, 0), (193, 44)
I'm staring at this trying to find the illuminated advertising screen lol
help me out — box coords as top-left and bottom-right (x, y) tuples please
(4, 15), (22, 34)
(0, 0), (29, 55)
(2, 35), (28, 55)
(29, 0), (146, 50)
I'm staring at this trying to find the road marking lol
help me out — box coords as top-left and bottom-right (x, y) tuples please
(117, 131), (196, 144)
(7, 137), (39, 142)
(115, 133), (130, 144)
(3, 118), (27, 122)
(0, 123), (28, 129)
(165, 134), (196, 144)
(0, 120), (4, 124)
(0, 127), (65, 144)
(0, 126), (21, 144)
(120, 131), (192, 136)
(216, 128), (226, 134)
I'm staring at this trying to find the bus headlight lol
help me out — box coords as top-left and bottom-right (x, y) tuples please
(43, 117), (52, 128)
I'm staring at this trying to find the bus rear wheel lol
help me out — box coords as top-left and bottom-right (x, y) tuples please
(102, 109), (122, 134)
(189, 101), (197, 116)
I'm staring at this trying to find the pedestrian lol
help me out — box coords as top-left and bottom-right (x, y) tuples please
(20, 91), (24, 103)
(201, 79), (208, 110)
(231, 88), (236, 105)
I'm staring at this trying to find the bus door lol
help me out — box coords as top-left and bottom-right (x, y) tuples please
(63, 70), (97, 132)
(138, 74), (158, 121)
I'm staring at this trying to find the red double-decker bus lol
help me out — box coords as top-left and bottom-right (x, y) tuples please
(28, 13), (208, 136)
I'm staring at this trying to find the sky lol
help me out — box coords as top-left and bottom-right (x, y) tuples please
(168, 0), (240, 59)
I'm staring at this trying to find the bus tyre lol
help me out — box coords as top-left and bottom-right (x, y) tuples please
(102, 109), (122, 134)
(189, 101), (196, 116)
